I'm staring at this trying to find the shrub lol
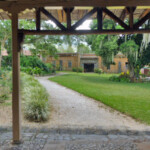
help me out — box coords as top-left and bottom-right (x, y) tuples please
(21, 73), (50, 122)
(77, 67), (83, 73)
(0, 70), (12, 103)
(2, 55), (50, 74)
(109, 75), (120, 82)
(109, 72), (131, 83)
(46, 63), (56, 73)
(21, 67), (43, 75)
(72, 67), (83, 73)
(0, 94), (9, 103)
(72, 67), (77, 72)
(94, 68), (103, 74)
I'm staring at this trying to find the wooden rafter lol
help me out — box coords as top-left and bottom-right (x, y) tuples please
(140, 9), (150, 19)
(1, 0), (150, 9)
(36, 8), (41, 31)
(120, 9), (127, 21)
(57, 10), (63, 23)
(40, 7), (66, 30)
(72, 8), (97, 30)
(64, 8), (74, 29)
(126, 7), (136, 29)
(103, 8), (129, 29)
(97, 8), (103, 30)
(79, 10), (84, 20)
(62, 10), (67, 23)
(134, 12), (150, 29)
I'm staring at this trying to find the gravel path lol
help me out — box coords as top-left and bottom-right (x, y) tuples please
(37, 75), (150, 132)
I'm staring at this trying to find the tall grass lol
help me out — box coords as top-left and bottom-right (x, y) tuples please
(21, 73), (50, 122)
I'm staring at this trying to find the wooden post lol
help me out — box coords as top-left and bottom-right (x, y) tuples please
(12, 12), (21, 144)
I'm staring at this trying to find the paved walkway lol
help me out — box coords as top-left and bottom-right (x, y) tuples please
(37, 76), (150, 132)
(1, 131), (150, 150)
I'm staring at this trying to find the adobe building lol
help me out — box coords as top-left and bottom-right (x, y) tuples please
(47, 52), (128, 73)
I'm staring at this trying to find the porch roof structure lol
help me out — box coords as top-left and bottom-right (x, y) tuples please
(0, 0), (150, 144)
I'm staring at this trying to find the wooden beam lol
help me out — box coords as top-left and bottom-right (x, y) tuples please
(140, 9), (150, 19)
(19, 29), (150, 35)
(126, 7), (136, 29)
(36, 8), (41, 31)
(120, 9), (127, 21)
(1, 0), (150, 9)
(72, 8), (97, 30)
(62, 10), (67, 23)
(129, 8), (134, 29)
(57, 10), (63, 22)
(40, 7), (66, 30)
(64, 8), (74, 29)
(79, 10), (84, 19)
(103, 8), (129, 29)
(12, 12), (21, 144)
(134, 12), (150, 29)
(97, 8), (103, 30)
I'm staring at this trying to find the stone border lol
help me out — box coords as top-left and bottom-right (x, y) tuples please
(1, 126), (150, 136)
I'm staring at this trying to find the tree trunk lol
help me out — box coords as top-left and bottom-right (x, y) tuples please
(0, 39), (7, 69)
(128, 61), (135, 79)
(0, 54), (2, 69)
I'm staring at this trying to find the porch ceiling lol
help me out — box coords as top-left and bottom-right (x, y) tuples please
(0, 0), (150, 22)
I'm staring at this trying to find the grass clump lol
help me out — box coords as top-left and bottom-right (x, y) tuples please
(0, 70), (12, 104)
(21, 73), (50, 122)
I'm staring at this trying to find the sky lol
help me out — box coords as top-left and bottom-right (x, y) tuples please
(76, 20), (92, 30)
(24, 20), (92, 51)
(48, 19), (92, 30)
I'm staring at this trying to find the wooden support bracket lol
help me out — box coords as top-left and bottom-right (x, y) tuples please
(18, 32), (24, 52)
(103, 8), (129, 29)
(64, 7), (74, 29)
(36, 7), (41, 31)
(40, 7), (66, 30)
(97, 7), (103, 30)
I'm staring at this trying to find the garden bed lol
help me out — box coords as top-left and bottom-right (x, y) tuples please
(0, 71), (50, 123)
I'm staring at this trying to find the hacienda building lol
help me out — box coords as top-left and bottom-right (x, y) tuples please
(46, 52), (128, 73)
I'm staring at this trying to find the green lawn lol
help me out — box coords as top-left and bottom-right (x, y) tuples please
(50, 73), (150, 124)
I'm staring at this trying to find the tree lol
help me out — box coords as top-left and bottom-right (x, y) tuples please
(120, 40), (139, 78)
(0, 20), (11, 69)
(77, 43), (92, 54)
(86, 19), (118, 68)
(21, 20), (60, 58)
(60, 35), (86, 53)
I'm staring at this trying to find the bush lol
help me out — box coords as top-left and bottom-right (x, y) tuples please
(72, 67), (83, 73)
(109, 75), (120, 82)
(21, 73), (50, 122)
(46, 63), (56, 73)
(77, 67), (83, 73)
(72, 67), (77, 72)
(0, 70), (12, 103)
(2, 55), (51, 74)
(109, 72), (131, 83)
(94, 68), (103, 74)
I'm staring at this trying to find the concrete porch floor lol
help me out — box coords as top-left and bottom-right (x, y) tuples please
(0, 130), (150, 150)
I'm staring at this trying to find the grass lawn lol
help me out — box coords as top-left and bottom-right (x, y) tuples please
(50, 72), (150, 124)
